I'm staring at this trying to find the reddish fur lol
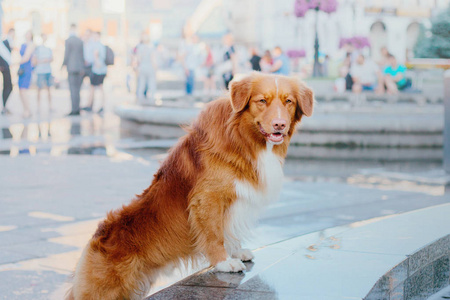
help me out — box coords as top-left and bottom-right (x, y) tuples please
(67, 73), (314, 300)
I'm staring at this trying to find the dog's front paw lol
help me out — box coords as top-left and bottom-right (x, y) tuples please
(215, 258), (246, 272)
(232, 248), (254, 262)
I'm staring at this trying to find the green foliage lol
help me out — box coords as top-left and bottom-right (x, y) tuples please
(414, 5), (450, 58)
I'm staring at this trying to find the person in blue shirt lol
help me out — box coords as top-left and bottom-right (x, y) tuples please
(383, 54), (407, 94)
(18, 30), (35, 118)
(271, 46), (290, 75)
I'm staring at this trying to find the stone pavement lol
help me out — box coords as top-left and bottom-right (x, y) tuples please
(0, 88), (449, 299)
(148, 204), (450, 300)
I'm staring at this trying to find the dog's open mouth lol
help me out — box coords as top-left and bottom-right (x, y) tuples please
(259, 124), (285, 144)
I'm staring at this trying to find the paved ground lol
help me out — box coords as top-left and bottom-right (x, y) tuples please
(0, 88), (449, 299)
(148, 204), (450, 300)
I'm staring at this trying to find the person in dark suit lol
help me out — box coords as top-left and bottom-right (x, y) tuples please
(0, 28), (14, 115)
(63, 24), (84, 116)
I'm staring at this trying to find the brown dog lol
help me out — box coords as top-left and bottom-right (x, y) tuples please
(66, 72), (314, 300)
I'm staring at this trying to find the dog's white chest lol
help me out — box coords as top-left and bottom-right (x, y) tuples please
(225, 145), (284, 250)
(235, 148), (284, 205)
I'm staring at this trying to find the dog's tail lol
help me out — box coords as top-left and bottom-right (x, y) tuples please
(68, 240), (154, 300)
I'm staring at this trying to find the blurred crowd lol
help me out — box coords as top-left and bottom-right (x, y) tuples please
(337, 44), (410, 95)
(130, 30), (292, 105)
(0, 22), (413, 118)
(0, 24), (112, 118)
(0, 28), (57, 118)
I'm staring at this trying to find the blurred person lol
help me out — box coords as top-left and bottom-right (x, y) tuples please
(383, 54), (408, 94)
(220, 33), (236, 89)
(344, 42), (358, 63)
(135, 33), (157, 104)
(336, 53), (352, 93)
(179, 29), (200, 96)
(350, 54), (383, 94)
(0, 28), (14, 115)
(82, 29), (94, 82)
(271, 46), (290, 75)
(339, 53), (353, 91)
(63, 24), (85, 116)
(132, 34), (145, 97)
(260, 50), (273, 73)
(34, 33), (53, 113)
(202, 44), (215, 96)
(378, 46), (390, 69)
(85, 31), (107, 114)
(18, 30), (35, 119)
(249, 47), (261, 71)
(321, 54), (329, 77)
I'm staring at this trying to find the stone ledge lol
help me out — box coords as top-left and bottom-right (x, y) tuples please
(115, 104), (443, 134)
(115, 104), (444, 151)
(314, 91), (441, 105)
(146, 204), (450, 300)
(366, 235), (450, 299)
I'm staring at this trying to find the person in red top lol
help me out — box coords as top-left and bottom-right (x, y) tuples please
(202, 44), (215, 97)
(260, 50), (273, 73)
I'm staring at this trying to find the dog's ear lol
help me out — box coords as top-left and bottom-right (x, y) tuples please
(230, 76), (253, 113)
(292, 79), (314, 120)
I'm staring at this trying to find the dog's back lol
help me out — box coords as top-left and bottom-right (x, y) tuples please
(68, 99), (234, 299)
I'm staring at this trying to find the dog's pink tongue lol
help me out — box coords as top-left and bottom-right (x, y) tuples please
(269, 133), (283, 143)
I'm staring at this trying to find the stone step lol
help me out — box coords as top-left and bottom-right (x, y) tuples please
(115, 103), (444, 154)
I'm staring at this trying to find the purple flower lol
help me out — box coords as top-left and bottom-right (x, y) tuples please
(319, 0), (337, 13)
(287, 49), (307, 58)
(308, 0), (320, 9)
(294, 0), (309, 18)
(295, 0), (337, 17)
(339, 36), (371, 49)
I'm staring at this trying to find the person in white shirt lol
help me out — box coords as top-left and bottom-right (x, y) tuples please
(85, 31), (107, 114)
(350, 54), (383, 94)
(135, 34), (157, 104)
(178, 28), (200, 96)
(34, 33), (53, 113)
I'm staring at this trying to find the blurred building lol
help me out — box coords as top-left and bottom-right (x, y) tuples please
(226, 0), (450, 62)
(1, 0), (68, 42)
(66, 0), (228, 47)
(1, 0), (448, 63)
(1, 0), (228, 46)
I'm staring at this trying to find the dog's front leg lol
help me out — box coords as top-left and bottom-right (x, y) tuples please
(189, 194), (246, 273)
(225, 239), (254, 262)
(231, 247), (254, 262)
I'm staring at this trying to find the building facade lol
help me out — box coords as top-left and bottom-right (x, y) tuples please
(1, 0), (448, 63)
(226, 0), (450, 62)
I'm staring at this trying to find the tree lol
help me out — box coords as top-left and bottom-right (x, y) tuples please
(414, 5), (450, 59)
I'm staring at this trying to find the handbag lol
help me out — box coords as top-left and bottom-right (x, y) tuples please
(17, 67), (25, 76)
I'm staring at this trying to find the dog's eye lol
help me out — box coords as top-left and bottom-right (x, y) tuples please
(286, 99), (293, 104)
(259, 99), (267, 104)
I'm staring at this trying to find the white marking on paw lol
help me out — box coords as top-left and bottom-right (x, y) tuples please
(232, 249), (254, 262)
(215, 258), (246, 272)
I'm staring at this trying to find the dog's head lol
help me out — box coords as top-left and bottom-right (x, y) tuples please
(230, 73), (314, 146)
